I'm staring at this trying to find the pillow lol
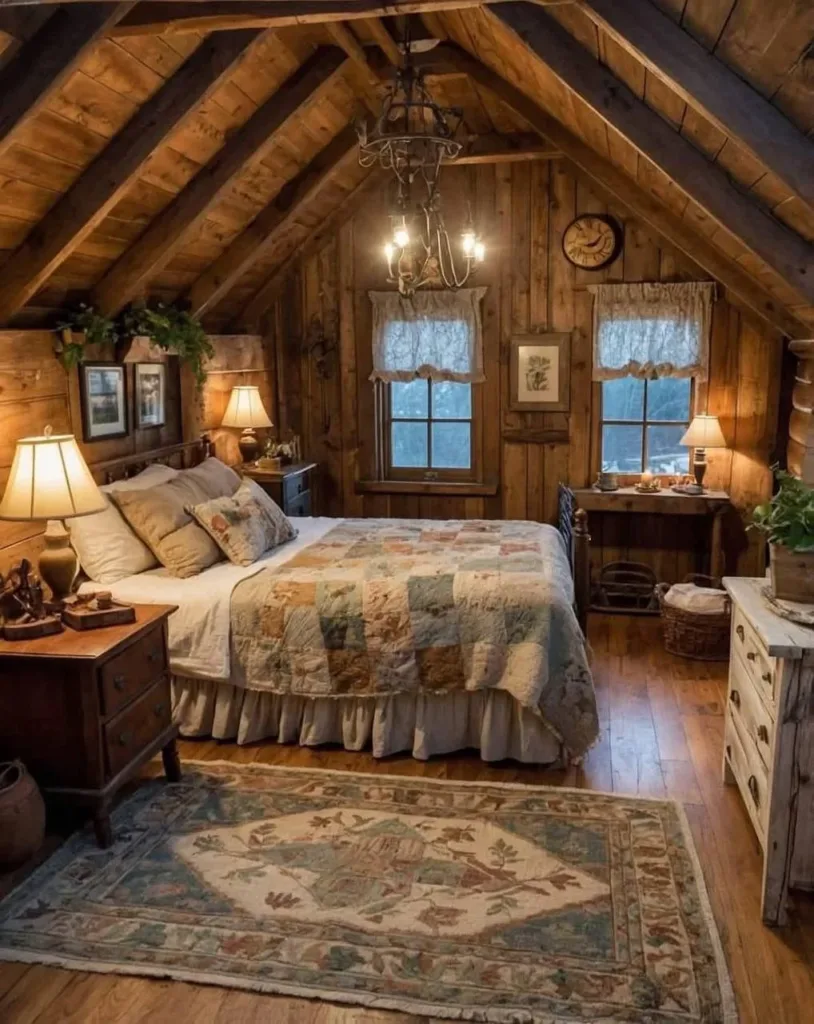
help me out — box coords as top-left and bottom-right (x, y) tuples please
(111, 461), (239, 579)
(69, 463), (179, 584)
(188, 479), (297, 566)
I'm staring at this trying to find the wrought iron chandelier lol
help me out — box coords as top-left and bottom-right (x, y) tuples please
(356, 41), (485, 296)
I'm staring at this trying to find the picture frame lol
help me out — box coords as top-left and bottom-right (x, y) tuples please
(509, 333), (571, 412)
(135, 362), (166, 428)
(79, 362), (128, 442)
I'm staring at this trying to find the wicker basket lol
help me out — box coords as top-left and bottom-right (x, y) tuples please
(0, 760), (45, 869)
(655, 574), (732, 661)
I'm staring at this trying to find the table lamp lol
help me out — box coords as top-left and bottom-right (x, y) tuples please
(221, 385), (272, 464)
(0, 426), (106, 605)
(680, 414), (727, 492)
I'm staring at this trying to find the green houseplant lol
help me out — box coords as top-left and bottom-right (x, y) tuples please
(54, 304), (117, 369)
(751, 469), (814, 602)
(119, 303), (213, 389)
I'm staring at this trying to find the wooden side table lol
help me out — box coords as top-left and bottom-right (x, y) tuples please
(242, 461), (317, 516)
(0, 604), (179, 848)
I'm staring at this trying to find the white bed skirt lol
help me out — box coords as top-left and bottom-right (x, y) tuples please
(171, 676), (563, 764)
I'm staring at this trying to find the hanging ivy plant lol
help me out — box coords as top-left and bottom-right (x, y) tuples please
(54, 304), (118, 370)
(54, 301), (213, 389)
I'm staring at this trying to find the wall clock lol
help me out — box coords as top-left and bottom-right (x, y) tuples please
(562, 215), (622, 270)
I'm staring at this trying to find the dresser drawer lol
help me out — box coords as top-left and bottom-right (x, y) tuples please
(285, 490), (311, 517)
(100, 624), (167, 718)
(728, 652), (775, 771)
(283, 472), (309, 505)
(732, 607), (776, 709)
(104, 678), (171, 778)
(725, 710), (769, 843)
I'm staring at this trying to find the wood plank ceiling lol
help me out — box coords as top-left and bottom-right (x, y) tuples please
(0, 0), (810, 337)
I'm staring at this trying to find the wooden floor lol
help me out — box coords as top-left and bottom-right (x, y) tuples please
(1, 614), (813, 1023)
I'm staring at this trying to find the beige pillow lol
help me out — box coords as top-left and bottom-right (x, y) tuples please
(188, 479), (297, 567)
(111, 459), (240, 578)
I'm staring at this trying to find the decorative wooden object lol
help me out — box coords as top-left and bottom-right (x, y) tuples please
(242, 461), (317, 517)
(61, 592), (136, 631)
(0, 760), (45, 869)
(788, 339), (814, 484)
(722, 577), (814, 926)
(0, 605), (180, 848)
(0, 559), (61, 641)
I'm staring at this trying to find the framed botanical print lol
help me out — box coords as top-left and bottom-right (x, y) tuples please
(79, 362), (128, 442)
(135, 362), (166, 428)
(509, 333), (571, 412)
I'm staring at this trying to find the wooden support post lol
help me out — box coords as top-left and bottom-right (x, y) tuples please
(573, 507), (591, 636)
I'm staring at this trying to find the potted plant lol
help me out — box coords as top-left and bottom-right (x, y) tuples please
(119, 303), (213, 389)
(751, 470), (814, 603)
(54, 304), (117, 369)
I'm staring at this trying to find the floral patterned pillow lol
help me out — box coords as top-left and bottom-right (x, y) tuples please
(187, 480), (297, 566)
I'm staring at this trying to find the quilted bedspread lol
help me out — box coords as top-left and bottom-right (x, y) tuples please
(230, 519), (598, 756)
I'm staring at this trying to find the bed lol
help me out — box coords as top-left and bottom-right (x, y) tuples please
(83, 438), (597, 765)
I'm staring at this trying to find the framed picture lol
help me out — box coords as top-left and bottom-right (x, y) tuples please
(135, 362), (166, 428)
(79, 362), (128, 442)
(509, 333), (571, 412)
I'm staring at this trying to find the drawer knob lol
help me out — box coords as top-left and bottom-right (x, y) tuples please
(757, 725), (770, 745)
(746, 651), (757, 662)
(147, 650), (160, 664)
(154, 703), (164, 717)
(729, 690), (741, 708)
(736, 625), (745, 642)
(726, 744), (732, 760)
(747, 774), (760, 807)
(762, 671), (771, 683)
(113, 675), (126, 691)
(118, 731), (130, 747)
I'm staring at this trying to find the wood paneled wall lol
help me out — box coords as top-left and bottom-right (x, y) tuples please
(0, 333), (182, 575)
(265, 159), (784, 579)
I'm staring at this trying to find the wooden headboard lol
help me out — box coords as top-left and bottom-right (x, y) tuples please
(90, 435), (213, 486)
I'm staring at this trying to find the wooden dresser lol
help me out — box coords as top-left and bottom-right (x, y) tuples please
(0, 605), (179, 848)
(242, 461), (316, 516)
(722, 577), (814, 925)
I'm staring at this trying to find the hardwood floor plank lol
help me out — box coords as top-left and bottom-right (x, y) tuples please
(0, 965), (75, 1024)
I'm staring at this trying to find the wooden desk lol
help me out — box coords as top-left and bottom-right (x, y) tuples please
(571, 486), (730, 578)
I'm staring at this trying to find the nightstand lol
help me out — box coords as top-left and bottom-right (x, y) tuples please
(242, 461), (317, 516)
(0, 605), (179, 848)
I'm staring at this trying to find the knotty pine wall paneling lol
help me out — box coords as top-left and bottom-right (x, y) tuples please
(258, 159), (783, 580)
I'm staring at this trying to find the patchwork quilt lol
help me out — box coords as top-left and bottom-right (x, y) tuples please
(230, 519), (598, 756)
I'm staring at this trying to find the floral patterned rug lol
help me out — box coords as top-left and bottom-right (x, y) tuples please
(0, 762), (736, 1023)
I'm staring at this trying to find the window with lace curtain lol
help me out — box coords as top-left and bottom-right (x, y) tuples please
(369, 288), (486, 481)
(588, 282), (715, 475)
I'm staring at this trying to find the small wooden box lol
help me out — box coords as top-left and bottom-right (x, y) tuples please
(62, 600), (136, 631)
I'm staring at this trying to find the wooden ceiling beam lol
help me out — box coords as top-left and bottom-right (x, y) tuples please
(187, 126), (359, 319)
(0, 29), (263, 326)
(91, 46), (349, 317)
(0, 2), (133, 161)
(362, 16), (403, 65)
(326, 20), (382, 98)
(580, 0), (814, 217)
(491, 3), (814, 307)
(456, 132), (561, 163)
(109, 1), (530, 38)
(415, 45), (807, 338)
(239, 170), (384, 330)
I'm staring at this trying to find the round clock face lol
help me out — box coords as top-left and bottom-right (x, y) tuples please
(562, 215), (621, 270)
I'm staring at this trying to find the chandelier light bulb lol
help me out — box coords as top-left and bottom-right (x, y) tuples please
(461, 230), (476, 256)
(474, 241), (486, 263)
(384, 242), (394, 265)
(393, 225), (410, 248)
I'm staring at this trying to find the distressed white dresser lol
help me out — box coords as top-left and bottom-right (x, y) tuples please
(722, 577), (814, 925)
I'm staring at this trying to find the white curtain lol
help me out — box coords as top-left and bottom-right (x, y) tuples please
(588, 282), (715, 381)
(369, 288), (487, 383)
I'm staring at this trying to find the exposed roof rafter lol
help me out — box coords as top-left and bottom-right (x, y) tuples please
(490, 2), (814, 307)
(92, 46), (350, 317)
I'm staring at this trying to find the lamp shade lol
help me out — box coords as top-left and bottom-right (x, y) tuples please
(221, 386), (273, 429)
(680, 414), (727, 449)
(0, 429), (106, 522)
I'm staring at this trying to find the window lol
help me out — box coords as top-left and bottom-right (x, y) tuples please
(387, 379), (473, 474)
(601, 376), (691, 474)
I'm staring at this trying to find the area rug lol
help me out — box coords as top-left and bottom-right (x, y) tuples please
(0, 762), (736, 1023)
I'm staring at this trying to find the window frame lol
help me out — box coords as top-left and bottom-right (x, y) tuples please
(599, 376), (694, 477)
(375, 379), (483, 484)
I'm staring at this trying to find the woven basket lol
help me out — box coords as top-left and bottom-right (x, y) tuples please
(0, 760), (45, 869)
(656, 574), (732, 661)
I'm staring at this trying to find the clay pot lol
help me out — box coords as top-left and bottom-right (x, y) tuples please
(0, 761), (46, 869)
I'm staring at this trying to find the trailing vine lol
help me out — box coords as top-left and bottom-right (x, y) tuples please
(55, 302), (213, 389)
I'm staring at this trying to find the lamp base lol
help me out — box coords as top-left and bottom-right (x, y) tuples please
(692, 448), (708, 492)
(38, 519), (78, 608)
(238, 428), (260, 465)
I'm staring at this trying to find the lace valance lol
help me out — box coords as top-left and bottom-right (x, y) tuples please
(588, 282), (715, 381)
(369, 287), (487, 383)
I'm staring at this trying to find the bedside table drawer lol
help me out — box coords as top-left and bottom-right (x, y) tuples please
(283, 472), (309, 504)
(104, 678), (171, 778)
(100, 624), (167, 718)
(286, 490), (311, 517)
